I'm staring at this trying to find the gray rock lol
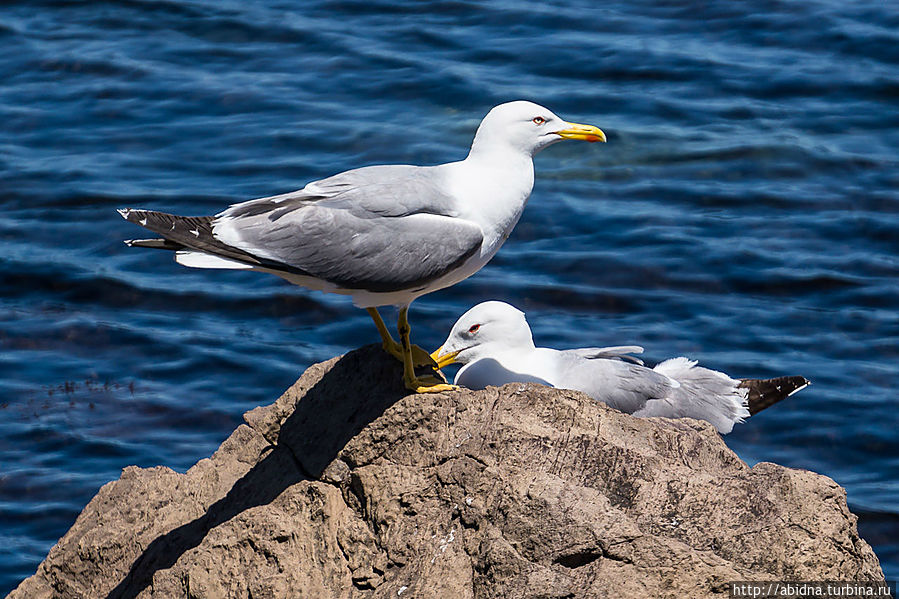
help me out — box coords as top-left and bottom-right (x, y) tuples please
(9, 345), (884, 598)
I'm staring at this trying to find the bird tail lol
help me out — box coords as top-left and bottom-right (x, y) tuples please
(653, 357), (749, 433)
(738, 375), (810, 416)
(117, 208), (262, 267)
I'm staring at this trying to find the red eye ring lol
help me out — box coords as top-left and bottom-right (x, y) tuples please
(532, 116), (546, 125)
(468, 324), (481, 334)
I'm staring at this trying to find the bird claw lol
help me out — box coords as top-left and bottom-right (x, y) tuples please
(406, 374), (458, 394)
(411, 344), (440, 368)
(383, 340), (439, 368)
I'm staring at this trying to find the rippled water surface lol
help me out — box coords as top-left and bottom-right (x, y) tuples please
(2, 0), (898, 592)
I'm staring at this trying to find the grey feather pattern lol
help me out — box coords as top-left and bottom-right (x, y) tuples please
(569, 345), (645, 365)
(552, 355), (676, 414)
(214, 165), (484, 292)
(552, 354), (748, 433)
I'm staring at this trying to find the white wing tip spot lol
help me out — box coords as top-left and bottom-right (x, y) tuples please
(788, 381), (810, 397)
(190, 229), (200, 237)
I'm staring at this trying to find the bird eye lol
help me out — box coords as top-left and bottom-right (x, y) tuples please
(468, 324), (481, 334)
(532, 116), (546, 125)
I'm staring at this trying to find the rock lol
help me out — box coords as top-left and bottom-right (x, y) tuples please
(10, 345), (884, 598)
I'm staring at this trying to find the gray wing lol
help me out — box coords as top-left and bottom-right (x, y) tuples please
(553, 353), (677, 414)
(212, 165), (483, 292)
(569, 346), (645, 365)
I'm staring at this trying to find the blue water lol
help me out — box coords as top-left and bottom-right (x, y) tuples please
(1, 0), (897, 593)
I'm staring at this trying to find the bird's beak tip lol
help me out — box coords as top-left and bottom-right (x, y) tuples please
(555, 122), (606, 143)
(430, 346), (461, 369)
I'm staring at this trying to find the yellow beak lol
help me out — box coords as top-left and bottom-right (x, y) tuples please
(555, 121), (607, 143)
(430, 346), (461, 369)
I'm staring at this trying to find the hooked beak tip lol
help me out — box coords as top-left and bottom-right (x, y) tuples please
(431, 346), (461, 369)
(555, 122), (606, 143)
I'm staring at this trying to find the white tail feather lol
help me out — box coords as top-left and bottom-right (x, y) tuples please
(648, 357), (749, 434)
(175, 251), (253, 270)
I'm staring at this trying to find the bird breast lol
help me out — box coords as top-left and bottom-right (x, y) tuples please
(442, 156), (535, 259)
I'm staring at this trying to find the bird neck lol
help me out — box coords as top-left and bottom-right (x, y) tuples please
(466, 132), (534, 162)
(445, 147), (534, 244)
(460, 144), (535, 195)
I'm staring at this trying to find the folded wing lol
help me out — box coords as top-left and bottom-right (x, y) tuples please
(121, 164), (485, 293)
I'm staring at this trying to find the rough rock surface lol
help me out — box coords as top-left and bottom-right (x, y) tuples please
(10, 345), (884, 598)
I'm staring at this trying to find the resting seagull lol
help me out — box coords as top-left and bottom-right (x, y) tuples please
(431, 301), (809, 433)
(118, 101), (605, 393)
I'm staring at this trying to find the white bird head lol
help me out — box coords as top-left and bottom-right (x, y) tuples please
(431, 300), (536, 369)
(469, 101), (606, 158)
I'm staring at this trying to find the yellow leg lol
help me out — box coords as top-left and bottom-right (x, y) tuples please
(367, 307), (400, 353)
(367, 307), (438, 368)
(398, 306), (456, 393)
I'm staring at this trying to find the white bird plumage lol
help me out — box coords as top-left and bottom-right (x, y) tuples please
(119, 102), (606, 393)
(432, 301), (809, 434)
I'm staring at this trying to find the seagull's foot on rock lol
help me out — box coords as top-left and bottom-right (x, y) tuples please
(383, 340), (438, 368)
(368, 307), (437, 368)
(405, 373), (458, 394)
(411, 344), (439, 368)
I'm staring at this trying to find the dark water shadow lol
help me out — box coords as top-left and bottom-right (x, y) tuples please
(105, 345), (409, 599)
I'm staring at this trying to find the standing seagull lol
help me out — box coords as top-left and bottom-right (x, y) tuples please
(119, 101), (605, 392)
(432, 301), (809, 433)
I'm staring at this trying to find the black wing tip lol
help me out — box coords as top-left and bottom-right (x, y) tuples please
(118, 207), (152, 225)
(124, 238), (184, 250)
(740, 375), (810, 416)
(788, 376), (811, 395)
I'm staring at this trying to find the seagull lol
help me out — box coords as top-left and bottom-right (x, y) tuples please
(431, 301), (809, 433)
(118, 101), (606, 393)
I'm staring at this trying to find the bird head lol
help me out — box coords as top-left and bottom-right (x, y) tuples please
(431, 300), (535, 369)
(469, 100), (606, 158)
